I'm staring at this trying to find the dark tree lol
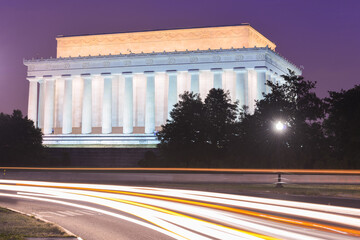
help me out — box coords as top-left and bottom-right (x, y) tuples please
(230, 70), (327, 168)
(155, 89), (239, 167)
(203, 89), (239, 165)
(0, 110), (43, 166)
(156, 92), (206, 167)
(324, 85), (360, 168)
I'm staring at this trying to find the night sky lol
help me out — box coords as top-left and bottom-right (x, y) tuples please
(0, 0), (359, 114)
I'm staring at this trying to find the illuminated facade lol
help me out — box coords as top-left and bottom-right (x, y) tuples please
(24, 24), (301, 147)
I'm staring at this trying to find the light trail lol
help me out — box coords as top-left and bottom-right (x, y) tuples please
(2, 167), (360, 174)
(0, 180), (359, 239)
(0, 192), (188, 240)
(11, 182), (360, 236)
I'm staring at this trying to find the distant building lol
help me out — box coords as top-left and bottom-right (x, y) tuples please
(24, 24), (300, 147)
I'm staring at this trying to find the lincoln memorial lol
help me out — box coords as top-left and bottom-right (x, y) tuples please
(24, 24), (301, 147)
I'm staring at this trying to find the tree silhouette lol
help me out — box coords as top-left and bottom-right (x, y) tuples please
(0, 110), (43, 166)
(324, 85), (360, 168)
(156, 89), (238, 167)
(203, 89), (238, 165)
(157, 92), (206, 167)
(230, 70), (327, 168)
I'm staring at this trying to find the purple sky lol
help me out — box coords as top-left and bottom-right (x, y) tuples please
(0, 0), (359, 114)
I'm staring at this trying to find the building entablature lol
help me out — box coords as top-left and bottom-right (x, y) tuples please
(24, 47), (301, 79)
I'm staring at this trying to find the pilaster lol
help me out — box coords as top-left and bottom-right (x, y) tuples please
(189, 69), (199, 94)
(43, 75), (55, 134)
(27, 76), (39, 126)
(81, 73), (92, 134)
(233, 67), (248, 108)
(145, 71), (155, 134)
(266, 72), (272, 94)
(167, 70), (177, 120)
(37, 79), (45, 129)
(62, 74), (73, 134)
(255, 66), (267, 100)
(102, 73), (113, 134)
(123, 72), (133, 134)
(211, 68), (223, 89)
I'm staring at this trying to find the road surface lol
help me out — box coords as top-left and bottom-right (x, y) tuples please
(2, 169), (360, 184)
(0, 179), (360, 240)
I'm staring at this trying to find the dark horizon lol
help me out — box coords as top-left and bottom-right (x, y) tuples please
(1, 0), (359, 115)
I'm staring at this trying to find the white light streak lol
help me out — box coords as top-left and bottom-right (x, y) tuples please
(0, 179), (359, 240)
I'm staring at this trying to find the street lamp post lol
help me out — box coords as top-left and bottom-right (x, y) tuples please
(274, 120), (286, 187)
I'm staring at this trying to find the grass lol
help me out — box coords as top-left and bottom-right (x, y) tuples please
(0, 207), (72, 240)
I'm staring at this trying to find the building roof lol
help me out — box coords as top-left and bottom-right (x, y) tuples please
(56, 25), (276, 58)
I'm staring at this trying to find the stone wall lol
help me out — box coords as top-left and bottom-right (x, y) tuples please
(44, 148), (158, 167)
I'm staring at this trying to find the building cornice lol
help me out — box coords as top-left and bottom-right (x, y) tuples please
(24, 47), (296, 67)
(24, 47), (301, 76)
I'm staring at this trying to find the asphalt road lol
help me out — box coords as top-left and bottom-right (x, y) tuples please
(1, 179), (360, 240)
(2, 169), (360, 184)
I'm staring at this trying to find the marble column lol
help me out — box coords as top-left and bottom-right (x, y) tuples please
(277, 74), (284, 84)
(62, 75), (72, 134)
(37, 79), (45, 129)
(43, 76), (55, 134)
(189, 69), (199, 94)
(233, 67), (248, 107)
(266, 72), (272, 94)
(268, 73), (277, 94)
(255, 67), (267, 100)
(102, 73), (113, 134)
(274, 74), (281, 84)
(145, 71), (155, 134)
(211, 68), (223, 89)
(81, 74), (92, 134)
(27, 77), (38, 126)
(167, 70), (177, 120)
(123, 72), (133, 134)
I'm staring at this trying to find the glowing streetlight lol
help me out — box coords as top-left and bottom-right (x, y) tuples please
(274, 121), (286, 132)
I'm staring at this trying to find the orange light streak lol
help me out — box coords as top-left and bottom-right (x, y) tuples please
(1, 167), (360, 175)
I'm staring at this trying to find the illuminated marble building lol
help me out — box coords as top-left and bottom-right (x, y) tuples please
(24, 24), (301, 147)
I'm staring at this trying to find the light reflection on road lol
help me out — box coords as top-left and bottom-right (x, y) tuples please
(0, 179), (359, 240)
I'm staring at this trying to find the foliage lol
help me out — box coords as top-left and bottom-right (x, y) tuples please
(149, 70), (360, 169)
(203, 89), (239, 165)
(156, 92), (205, 167)
(155, 89), (238, 167)
(0, 110), (43, 166)
(230, 70), (328, 168)
(324, 85), (360, 168)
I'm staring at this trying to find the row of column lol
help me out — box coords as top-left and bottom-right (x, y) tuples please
(28, 67), (278, 135)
